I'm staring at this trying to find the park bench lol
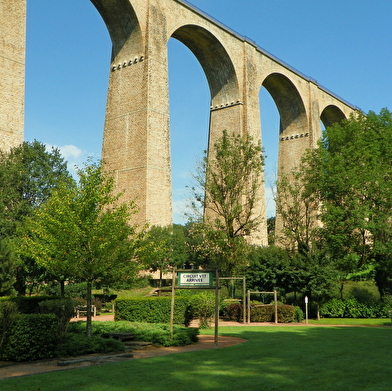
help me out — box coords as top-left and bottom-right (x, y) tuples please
(75, 305), (97, 318)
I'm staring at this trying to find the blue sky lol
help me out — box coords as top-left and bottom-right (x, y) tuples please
(24, 0), (392, 223)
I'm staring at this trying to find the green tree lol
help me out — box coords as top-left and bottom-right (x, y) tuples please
(303, 109), (392, 297)
(0, 239), (15, 296)
(0, 140), (72, 295)
(188, 130), (264, 275)
(245, 245), (292, 296)
(21, 161), (141, 336)
(267, 216), (275, 245)
(139, 225), (188, 286)
(275, 170), (320, 254)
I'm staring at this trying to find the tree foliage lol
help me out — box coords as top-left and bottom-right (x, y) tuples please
(138, 225), (188, 286)
(188, 130), (264, 275)
(21, 161), (141, 336)
(296, 109), (392, 297)
(0, 140), (72, 295)
(0, 239), (16, 296)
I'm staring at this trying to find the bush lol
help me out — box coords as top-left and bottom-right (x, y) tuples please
(320, 298), (391, 318)
(225, 303), (243, 321)
(39, 298), (75, 341)
(1, 314), (58, 361)
(294, 306), (304, 322)
(69, 321), (199, 347)
(0, 300), (18, 351)
(115, 297), (193, 326)
(276, 305), (296, 323)
(9, 296), (57, 314)
(189, 292), (215, 329)
(55, 334), (124, 357)
(224, 303), (296, 323)
(93, 294), (117, 303)
(43, 282), (87, 298)
(251, 305), (276, 322)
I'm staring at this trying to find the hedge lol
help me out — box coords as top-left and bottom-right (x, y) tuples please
(320, 298), (392, 318)
(225, 303), (296, 323)
(115, 297), (192, 325)
(1, 314), (58, 362)
(0, 296), (60, 314)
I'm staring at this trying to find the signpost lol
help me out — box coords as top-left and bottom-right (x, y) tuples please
(178, 271), (213, 287)
(170, 269), (219, 347)
(305, 296), (308, 324)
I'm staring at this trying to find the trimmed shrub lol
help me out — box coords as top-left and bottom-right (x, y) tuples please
(224, 303), (296, 323)
(1, 314), (58, 362)
(115, 297), (192, 326)
(55, 334), (124, 357)
(0, 300), (18, 351)
(39, 298), (75, 341)
(320, 298), (391, 318)
(251, 305), (276, 322)
(276, 305), (296, 323)
(189, 292), (215, 329)
(8, 296), (58, 314)
(225, 303), (243, 321)
(70, 320), (199, 347)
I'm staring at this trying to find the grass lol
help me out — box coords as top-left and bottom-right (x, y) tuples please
(311, 317), (391, 326)
(1, 324), (392, 391)
(109, 286), (154, 299)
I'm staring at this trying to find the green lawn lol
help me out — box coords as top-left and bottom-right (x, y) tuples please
(1, 325), (391, 391)
(310, 318), (391, 326)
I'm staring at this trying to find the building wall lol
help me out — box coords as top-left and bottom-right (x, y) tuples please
(0, 0), (25, 150)
(0, 0), (357, 245)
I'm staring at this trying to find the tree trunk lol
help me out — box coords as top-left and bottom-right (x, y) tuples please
(13, 268), (26, 296)
(339, 282), (344, 300)
(60, 280), (65, 298)
(86, 280), (93, 337)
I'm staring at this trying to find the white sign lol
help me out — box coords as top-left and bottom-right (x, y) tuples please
(178, 272), (212, 286)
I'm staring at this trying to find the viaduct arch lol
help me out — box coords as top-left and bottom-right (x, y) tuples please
(0, 0), (357, 245)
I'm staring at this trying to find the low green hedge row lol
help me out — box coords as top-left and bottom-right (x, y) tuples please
(225, 303), (298, 323)
(70, 320), (199, 347)
(1, 314), (59, 362)
(320, 298), (392, 318)
(115, 297), (193, 326)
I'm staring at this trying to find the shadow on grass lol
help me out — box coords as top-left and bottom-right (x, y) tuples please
(1, 326), (391, 391)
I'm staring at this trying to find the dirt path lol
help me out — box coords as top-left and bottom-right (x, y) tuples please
(0, 334), (247, 379)
(2, 315), (388, 380)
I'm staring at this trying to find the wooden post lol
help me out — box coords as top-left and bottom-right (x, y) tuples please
(274, 290), (278, 324)
(243, 277), (246, 324)
(170, 268), (176, 338)
(214, 269), (219, 348)
(247, 290), (251, 324)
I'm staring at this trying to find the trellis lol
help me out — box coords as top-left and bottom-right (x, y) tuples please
(219, 276), (246, 324)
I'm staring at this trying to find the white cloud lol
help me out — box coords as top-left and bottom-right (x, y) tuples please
(265, 185), (276, 218)
(45, 143), (91, 178)
(57, 144), (83, 159)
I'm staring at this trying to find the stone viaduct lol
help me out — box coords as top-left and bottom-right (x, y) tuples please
(0, 0), (356, 245)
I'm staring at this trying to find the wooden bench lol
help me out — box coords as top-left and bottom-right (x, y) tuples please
(75, 305), (97, 318)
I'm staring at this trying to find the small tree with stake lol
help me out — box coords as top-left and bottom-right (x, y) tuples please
(188, 130), (264, 276)
(21, 161), (141, 337)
